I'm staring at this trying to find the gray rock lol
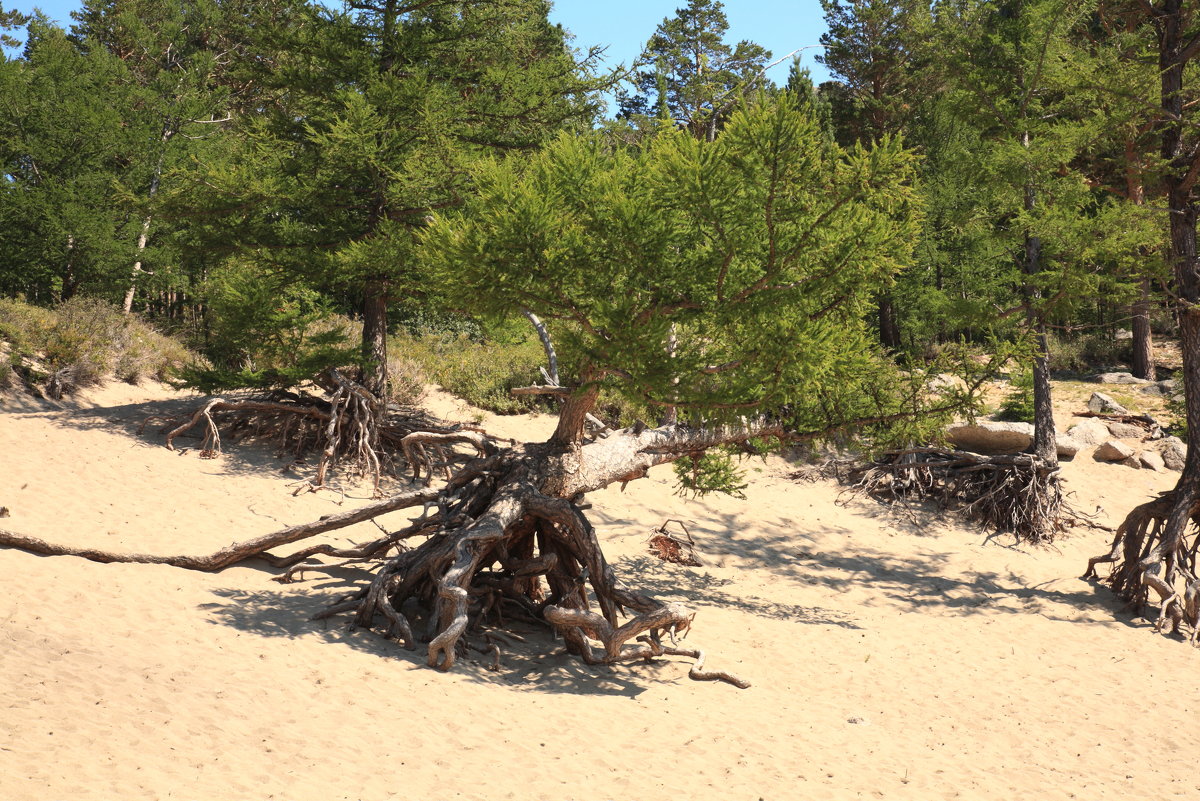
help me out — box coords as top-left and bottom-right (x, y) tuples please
(1094, 440), (1136, 462)
(1088, 392), (1130, 415)
(928, 373), (967, 395)
(1161, 436), (1187, 471)
(1115, 328), (1133, 340)
(1066, 418), (1111, 447)
(1106, 421), (1144, 440)
(1056, 436), (1081, 459)
(945, 421), (1033, 454)
(1140, 379), (1178, 397)
(1092, 371), (1150, 385)
(1139, 450), (1165, 471)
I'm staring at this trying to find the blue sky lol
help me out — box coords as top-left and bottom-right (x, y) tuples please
(6, 1), (833, 85)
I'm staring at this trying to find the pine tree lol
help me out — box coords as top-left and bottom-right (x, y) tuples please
(616, 0), (770, 140)
(0, 19), (143, 303)
(186, 0), (602, 398)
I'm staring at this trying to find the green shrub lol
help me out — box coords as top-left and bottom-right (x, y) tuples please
(996, 368), (1035, 423)
(1045, 331), (1131, 373)
(0, 297), (193, 396)
(181, 263), (360, 394)
(396, 331), (545, 414)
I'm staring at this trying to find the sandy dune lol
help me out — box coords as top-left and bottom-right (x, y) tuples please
(1, 382), (1197, 800)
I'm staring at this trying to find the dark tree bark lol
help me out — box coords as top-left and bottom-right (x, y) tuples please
(1131, 279), (1156, 380)
(361, 279), (390, 398)
(877, 292), (902, 351)
(1088, 2), (1200, 638)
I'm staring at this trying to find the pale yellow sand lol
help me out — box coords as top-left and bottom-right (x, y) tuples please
(2, 382), (1197, 800)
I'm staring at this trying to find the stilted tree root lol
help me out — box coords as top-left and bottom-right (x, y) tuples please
(845, 447), (1093, 544)
(0, 424), (759, 688)
(1084, 488), (1200, 643)
(147, 368), (493, 492)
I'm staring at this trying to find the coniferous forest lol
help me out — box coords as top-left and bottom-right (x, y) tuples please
(5, 0), (1200, 680)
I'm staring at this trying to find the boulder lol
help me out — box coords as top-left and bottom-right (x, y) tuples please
(1140, 379), (1179, 397)
(1056, 436), (1081, 459)
(1115, 328), (1133, 340)
(1087, 392), (1129, 415)
(1161, 436), (1187, 471)
(1065, 417), (1111, 447)
(1139, 450), (1165, 471)
(1094, 439), (1135, 462)
(945, 421), (1033, 454)
(1091, 371), (1150, 385)
(928, 373), (967, 395)
(1105, 421), (1144, 440)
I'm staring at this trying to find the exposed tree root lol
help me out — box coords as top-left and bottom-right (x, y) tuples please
(844, 447), (1092, 544)
(1084, 486), (1200, 642)
(1, 422), (767, 687)
(147, 368), (490, 492)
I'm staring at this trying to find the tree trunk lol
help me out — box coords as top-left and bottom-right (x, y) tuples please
(61, 235), (77, 301)
(360, 279), (389, 398)
(123, 131), (170, 315)
(877, 292), (901, 351)
(1031, 327), (1057, 464)
(1022, 147), (1057, 467)
(549, 379), (600, 448)
(1131, 279), (1155, 380)
(1126, 138), (1156, 381)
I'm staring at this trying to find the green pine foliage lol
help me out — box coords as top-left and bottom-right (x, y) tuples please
(425, 93), (961, 447)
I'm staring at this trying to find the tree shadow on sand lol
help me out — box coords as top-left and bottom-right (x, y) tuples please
(200, 582), (713, 698)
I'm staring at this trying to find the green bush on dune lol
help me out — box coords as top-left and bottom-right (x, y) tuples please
(0, 297), (193, 397)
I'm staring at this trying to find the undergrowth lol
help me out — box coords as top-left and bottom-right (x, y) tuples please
(0, 297), (193, 397)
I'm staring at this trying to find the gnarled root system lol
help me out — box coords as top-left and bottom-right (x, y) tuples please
(846, 447), (1085, 544)
(1084, 487), (1200, 642)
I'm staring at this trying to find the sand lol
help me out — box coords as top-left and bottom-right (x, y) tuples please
(2, 381), (1198, 800)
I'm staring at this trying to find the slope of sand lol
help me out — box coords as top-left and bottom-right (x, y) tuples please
(2, 381), (1198, 801)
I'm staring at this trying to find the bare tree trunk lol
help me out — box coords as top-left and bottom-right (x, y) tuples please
(877, 292), (902, 351)
(61, 235), (77, 301)
(1031, 327), (1057, 463)
(1022, 132), (1058, 467)
(523, 308), (559, 385)
(1131, 279), (1155, 380)
(360, 279), (389, 398)
(1126, 140), (1156, 380)
(123, 134), (170, 315)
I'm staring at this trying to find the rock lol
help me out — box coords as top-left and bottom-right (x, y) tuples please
(1094, 439), (1135, 462)
(1140, 379), (1178, 397)
(1115, 328), (1133, 340)
(1091, 371), (1150, 385)
(1056, 436), (1081, 459)
(1161, 436), (1186, 471)
(1139, 450), (1165, 471)
(1065, 417), (1110, 447)
(1087, 392), (1129, 415)
(945, 421), (1033, 454)
(1105, 421), (1144, 440)
(928, 373), (967, 394)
